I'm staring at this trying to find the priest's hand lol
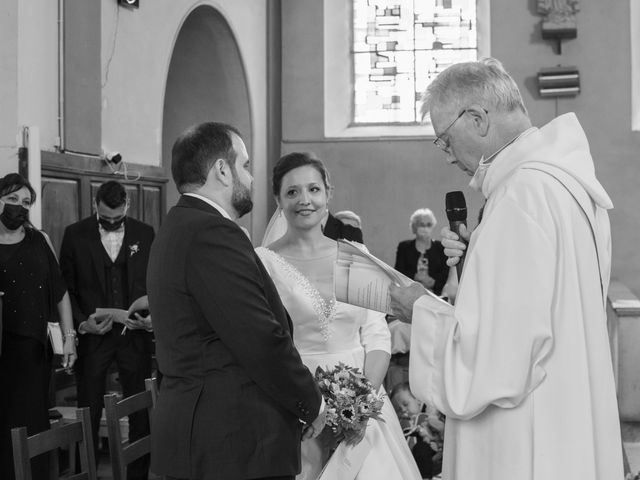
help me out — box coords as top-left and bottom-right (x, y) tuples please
(390, 282), (428, 324)
(441, 225), (469, 267)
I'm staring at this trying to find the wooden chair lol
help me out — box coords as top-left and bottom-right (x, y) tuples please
(104, 387), (154, 480)
(11, 407), (96, 480)
(144, 376), (159, 409)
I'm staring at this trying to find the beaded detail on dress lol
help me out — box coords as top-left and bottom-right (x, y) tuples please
(257, 247), (337, 341)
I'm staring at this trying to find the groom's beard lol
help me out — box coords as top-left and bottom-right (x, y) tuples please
(231, 171), (253, 218)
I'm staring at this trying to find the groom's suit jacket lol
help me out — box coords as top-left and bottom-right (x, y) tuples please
(147, 195), (322, 480)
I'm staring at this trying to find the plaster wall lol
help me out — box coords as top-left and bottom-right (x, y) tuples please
(0, 0), (58, 176)
(0, 0), (269, 236)
(100, 0), (268, 234)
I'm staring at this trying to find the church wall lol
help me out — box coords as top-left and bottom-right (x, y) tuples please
(0, 0), (19, 174)
(0, 0), (270, 237)
(100, 0), (269, 234)
(0, 0), (58, 176)
(281, 0), (640, 297)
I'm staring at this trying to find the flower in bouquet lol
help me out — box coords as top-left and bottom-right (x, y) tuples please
(315, 362), (385, 445)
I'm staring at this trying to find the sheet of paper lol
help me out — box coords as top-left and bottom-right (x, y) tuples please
(335, 239), (452, 313)
(47, 322), (64, 355)
(94, 308), (129, 325)
(339, 262), (395, 313)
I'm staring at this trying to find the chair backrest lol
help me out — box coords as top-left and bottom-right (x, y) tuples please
(144, 376), (158, 410)
(11, 407), (97, 480)
(104, 389), (154, 480)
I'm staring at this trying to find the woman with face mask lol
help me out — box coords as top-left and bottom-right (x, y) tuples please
(0, 173), (76, 480)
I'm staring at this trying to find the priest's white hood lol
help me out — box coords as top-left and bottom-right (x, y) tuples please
(481, 112), (613, 210)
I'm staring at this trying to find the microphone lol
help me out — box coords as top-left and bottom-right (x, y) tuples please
(445, 191), (468, 281)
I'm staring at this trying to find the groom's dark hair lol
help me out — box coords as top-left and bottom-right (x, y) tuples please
(172, 122), (242, 193)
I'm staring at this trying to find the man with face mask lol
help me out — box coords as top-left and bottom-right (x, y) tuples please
(389, 58), (623, 480)
(60, 180), (155, 480)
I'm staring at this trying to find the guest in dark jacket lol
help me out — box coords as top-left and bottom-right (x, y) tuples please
(323, 211), (364, 243)
(60, 181), (154, 480)
(0, 173), (76, 480)
(394, 208), (449, 296)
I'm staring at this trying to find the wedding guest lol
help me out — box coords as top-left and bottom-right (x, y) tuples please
(385, 208), (453, 391)
(60, 181), (154, 480)
(390, 58), (623, 479)
(322, 210), (364, 243)
(0, 173), (76, 480)
(394, 208), (448, 295)
(257, 152), (421, 480)
(333, 210), (362, 229)
(390, 382), (444, 480)
(147, 123), (324, 480)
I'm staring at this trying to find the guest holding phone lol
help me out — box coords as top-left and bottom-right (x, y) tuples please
(0, 173), (76, 480)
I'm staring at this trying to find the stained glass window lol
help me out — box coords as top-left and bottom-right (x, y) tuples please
(353, 0), (478, 124)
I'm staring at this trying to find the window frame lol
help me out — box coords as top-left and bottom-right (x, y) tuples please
(632, 0), (640, 131)
(324, 0), (491, 139)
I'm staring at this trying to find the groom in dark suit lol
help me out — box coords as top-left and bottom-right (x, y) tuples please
(60, 181), (155, 480)
(147, 122), (325, 480)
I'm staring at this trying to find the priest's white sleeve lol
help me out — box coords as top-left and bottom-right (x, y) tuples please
(409, 195), (556, 421)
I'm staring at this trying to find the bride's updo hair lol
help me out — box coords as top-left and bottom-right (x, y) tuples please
(272, 152), (332, 197)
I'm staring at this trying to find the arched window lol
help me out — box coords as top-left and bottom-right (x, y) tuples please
(325, 0), (490, 138)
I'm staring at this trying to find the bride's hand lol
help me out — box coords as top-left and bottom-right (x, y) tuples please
(344, 423), (367, 446)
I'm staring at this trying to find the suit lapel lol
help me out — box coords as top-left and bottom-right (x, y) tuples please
(87, 219), (108, 297)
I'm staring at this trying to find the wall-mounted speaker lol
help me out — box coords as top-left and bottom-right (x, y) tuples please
(537, 66), (580, 98)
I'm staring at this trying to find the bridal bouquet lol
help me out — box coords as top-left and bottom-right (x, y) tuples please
(315, 363), (385, 445)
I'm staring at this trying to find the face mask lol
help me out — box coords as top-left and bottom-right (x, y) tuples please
(0, 203), (29, 230)
(98, 215), (125, 231)
(469, 155), (491, 192)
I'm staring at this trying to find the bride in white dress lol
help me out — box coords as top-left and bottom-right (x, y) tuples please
(256, 152), (421, 480)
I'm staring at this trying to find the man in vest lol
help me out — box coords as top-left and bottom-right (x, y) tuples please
(60, 180), (155, 480)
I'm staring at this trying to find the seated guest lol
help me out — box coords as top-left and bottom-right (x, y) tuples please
(322, 210), (364, 243)
(390, 382), (445, 480)
(394, 208), (448, 295)
(0, 173), (77, 480)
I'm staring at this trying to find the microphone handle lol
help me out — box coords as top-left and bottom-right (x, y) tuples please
(449, 220), (467, 281)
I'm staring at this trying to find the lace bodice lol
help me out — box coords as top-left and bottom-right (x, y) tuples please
(256, 246), (390, 356)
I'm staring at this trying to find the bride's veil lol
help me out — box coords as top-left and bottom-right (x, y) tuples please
(261, 208), (288, 247)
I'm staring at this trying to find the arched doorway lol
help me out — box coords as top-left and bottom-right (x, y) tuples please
(161, 5), (252, 227)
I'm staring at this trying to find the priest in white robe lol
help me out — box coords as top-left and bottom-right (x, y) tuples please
(390, 58), (624, 480)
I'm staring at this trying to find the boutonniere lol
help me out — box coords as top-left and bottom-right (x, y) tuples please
(128, 242), (140, 257)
